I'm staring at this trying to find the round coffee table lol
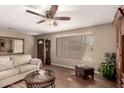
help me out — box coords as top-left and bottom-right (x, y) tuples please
(24, 69), (56, 88)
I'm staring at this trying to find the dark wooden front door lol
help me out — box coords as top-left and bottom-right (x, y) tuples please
(37, 39), (44, 65)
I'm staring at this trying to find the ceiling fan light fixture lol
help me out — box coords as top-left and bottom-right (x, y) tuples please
(46, 18), (55, 25)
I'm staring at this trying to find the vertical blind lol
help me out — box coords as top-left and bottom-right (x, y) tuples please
(56, 34), (93, 61)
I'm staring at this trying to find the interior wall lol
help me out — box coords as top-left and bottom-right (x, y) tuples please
(35, 24), (116, 70)
(0, 28), (35, 57)
(35, 23), (116, 71)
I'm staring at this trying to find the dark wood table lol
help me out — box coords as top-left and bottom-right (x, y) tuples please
(25, 69), (56, 88)
(75, 65), (94, 80)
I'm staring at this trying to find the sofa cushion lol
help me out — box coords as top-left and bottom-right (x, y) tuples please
(11, 55), (31, 66)
(0, 56), (14, 71)
(17, 64), (37, 73)
(0, 68), (19, 80)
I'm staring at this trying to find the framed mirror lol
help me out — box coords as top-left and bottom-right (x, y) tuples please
(0, 36), (24, 55)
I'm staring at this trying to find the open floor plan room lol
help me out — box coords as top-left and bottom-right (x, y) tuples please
(0, 5), (124, 88)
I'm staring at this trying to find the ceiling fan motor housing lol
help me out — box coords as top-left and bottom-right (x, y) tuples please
(45, 11), (53, 18)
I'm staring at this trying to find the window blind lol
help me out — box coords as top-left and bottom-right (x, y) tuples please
(56, 34), (93, 60)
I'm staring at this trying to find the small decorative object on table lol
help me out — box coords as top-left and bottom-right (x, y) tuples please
(25, 69), (56, 88)
(75, 65), (94, 80)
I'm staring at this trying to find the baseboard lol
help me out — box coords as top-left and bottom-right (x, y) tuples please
(94, 71), (99, 74)
(51, 63), (75, 69)
(51, 63), (99, 74)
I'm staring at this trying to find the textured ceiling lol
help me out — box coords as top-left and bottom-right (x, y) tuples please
(0, 5), (120, 35)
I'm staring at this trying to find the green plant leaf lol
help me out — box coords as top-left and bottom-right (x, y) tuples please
(98, 52), (116, 80)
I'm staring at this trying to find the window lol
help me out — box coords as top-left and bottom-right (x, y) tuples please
(82, 34), (93, 61)
(56, 35), (82, 59)
(56, 33), (93, 61)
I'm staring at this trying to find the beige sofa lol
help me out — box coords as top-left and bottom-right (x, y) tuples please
(0, 54), (42, 88)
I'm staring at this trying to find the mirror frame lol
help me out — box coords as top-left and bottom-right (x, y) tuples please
(0, 36), (24, 55)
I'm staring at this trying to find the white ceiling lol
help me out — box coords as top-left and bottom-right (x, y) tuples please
(0, 5), (120, 35)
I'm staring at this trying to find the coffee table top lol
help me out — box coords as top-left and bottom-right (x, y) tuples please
(25, 69), (55, 84)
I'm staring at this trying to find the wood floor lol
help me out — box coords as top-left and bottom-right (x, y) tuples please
(8, 65), (116, 88)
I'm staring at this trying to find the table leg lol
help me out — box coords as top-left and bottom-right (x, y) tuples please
(51, 83), (55, 88)
(83, 75), (87, 80)
(75, 71), (78, 76)
(91, 74), (94, 80)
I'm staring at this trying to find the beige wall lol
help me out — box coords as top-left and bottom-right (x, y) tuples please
(35, 23), (117, 71)
(0, 28), (35, 57)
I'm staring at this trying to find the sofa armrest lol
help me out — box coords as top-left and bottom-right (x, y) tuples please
(30, 58), (42, 70)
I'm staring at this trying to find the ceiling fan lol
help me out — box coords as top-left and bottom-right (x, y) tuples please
(26, 5), (71, 26)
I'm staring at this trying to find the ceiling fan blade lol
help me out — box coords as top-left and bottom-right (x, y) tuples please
(53, 21), (58, 26)
(26, 10), (46, 18)
(36, 20), (45, 24)
(55, 17), (71, 20)
(48, 5), (58, 17)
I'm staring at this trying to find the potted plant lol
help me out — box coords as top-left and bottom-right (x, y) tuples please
(98, 52), (116, 80)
